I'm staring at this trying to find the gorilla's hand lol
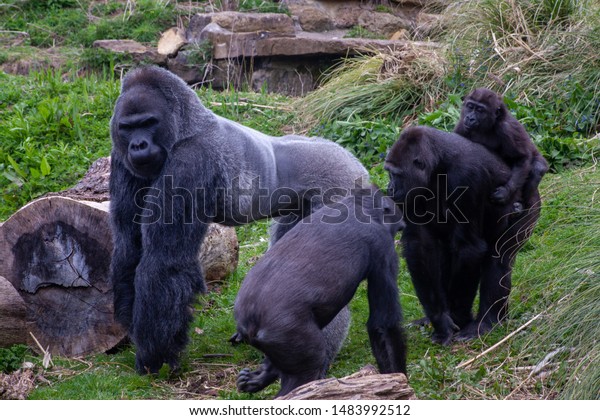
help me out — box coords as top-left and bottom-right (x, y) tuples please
(491, 185), (510, 204)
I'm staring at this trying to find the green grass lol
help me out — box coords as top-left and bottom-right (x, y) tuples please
(0, 0), (177, 48)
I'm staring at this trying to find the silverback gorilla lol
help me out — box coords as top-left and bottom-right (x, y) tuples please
(454, 88), (548, 212)
(109, 66), (368, 374)
(385, 126), (540, 344)
(234, 187), (407, 397)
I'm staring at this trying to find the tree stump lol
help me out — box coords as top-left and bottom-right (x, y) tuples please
(277, 365), (416, 400)
(0, 157), (239, 357)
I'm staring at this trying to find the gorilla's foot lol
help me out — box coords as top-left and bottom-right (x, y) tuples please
(455, 320), (494, 342)
(237, 367), (279, 393)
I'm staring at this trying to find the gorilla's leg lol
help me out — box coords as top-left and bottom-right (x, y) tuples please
(269, 213), (302, 246)
(456, 256), (511, 341)
(109, 159), (147, 328)
(237, 358), (280, 393)
(448, 231), (487, 329)
(322, 306), (350, 366)
(131, 220), (208, 374)
(238, 319), (327, 397)
(366, 259), (407, 374)
(236, 307), (350, 393)
(403, 229), (457, 345)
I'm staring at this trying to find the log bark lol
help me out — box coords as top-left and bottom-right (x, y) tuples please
(277, 365), (417, 400)
(0, 276), (27, 348)
(0, 157), (239, 356)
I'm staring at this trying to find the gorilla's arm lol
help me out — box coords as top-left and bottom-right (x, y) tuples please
(109, 157), (147, 328)
(130, 153), (212, 374)
(492, 121), (533, 203)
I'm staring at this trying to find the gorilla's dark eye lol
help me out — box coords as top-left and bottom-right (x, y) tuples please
(138, 117), (159, 128)
(413, 158), (426, 170)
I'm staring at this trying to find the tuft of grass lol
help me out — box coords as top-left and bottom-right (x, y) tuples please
(293, 46), (447, 128)
(443, 0), (600, 136)
(344, 25), (386, 40)
(509, 165), (600, 400)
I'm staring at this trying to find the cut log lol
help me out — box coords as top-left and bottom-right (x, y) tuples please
(0, 197), (123, 357)
(277, 365), (416, 400)
(0, 157), (239, 357)
(0, 276), (27, 348)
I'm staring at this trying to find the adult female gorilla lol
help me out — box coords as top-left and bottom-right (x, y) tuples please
(385, 126), (540, 344)
(109, 66), (368, 374)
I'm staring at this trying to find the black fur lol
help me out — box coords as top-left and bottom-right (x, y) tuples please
(385, 126), (541, 344)
(109, 66), (369, 374)
(455, 88), (548, 212)
(234, 187), (407, 397)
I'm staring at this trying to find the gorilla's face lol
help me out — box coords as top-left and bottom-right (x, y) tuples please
(384, 134), (430, 204)
(112, 87), (170, 179)
(459, 88), (502, 133)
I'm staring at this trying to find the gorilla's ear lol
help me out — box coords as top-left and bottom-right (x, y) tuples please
(461, 95), (466, 101)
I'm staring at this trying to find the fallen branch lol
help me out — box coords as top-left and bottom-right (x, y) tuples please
(277, 365), (416, 400)
(456, 312), (545, 369)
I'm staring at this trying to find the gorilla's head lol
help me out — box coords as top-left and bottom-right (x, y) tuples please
(110, 66), (213, 179)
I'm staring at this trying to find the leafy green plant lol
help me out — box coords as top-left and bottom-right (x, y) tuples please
(184, 40), (213, 71)
(0, 345), (29, 374)
(313, 117), (400, 166)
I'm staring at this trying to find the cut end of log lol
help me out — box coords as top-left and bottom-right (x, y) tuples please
(0, 196), (126, 357)
(277, 365), (417, 400)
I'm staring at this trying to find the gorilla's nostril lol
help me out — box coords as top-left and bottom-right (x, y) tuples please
(130, 140), (149, 151)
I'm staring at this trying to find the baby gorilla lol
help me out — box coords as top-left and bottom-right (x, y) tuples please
(234, 187), (407, 397)
(454, 88), (548, 213)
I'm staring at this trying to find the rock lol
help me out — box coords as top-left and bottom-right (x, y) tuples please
(92, 39), (167, 66)
(166, 51), (209, 85)
(331, 6), (363, 29)
(415, 12), (444, 39)
(284, 1), (334, 32)
(157, 27), (188, 57)
(358, 11), (413, 38)
(188, 12), (294, 36)
(198, 224), (239, 283)
(251, 58), (318, 96)
(211, 11), (295, 34)
(390, 30), (410, 41)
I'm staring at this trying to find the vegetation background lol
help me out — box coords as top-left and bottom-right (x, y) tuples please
(0, 0), (598, 400)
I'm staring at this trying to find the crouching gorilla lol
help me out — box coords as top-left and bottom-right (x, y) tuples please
(385, 126), (540, 344)
(234, 187), (407, 397)
(109, 66), (369, 374)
